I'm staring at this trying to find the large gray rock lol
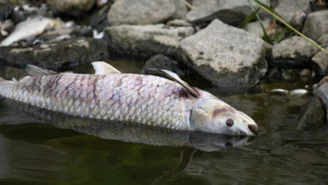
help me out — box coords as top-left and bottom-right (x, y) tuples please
(107, 0), (187, 26)
(47, 0), (96, 16)
(311, 77), (328, 125)
(186, 0), (270, 26)
(0, 38), (108, 70)
(302, 10), (328, 41)
(274, 0), (311, 22)
(104, 24), (194, 57)
(271, 36), (318, 68)
(178, 19), (267, 88)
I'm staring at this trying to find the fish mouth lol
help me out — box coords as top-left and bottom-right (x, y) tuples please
(238, 111), (259, 136)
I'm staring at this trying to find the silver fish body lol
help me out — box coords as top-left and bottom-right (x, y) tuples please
(0, 70), (258, 135)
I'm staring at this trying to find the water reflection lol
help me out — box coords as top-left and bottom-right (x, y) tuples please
(4, 99), (252, 152)
(0, 134), (68, 184)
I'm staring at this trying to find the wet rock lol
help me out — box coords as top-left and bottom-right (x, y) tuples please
(186, 0), (270, 26)
(0, 38), (108, 70)
(300, 68), (313, 78)
(178, 19), (267, 89)
(274, 0), (310, 23)
(4, 66), (26, 80)
(0, 3), (13, 21)
(302, 10), (328, 41)
(85, 4), (109, 31)
(271, 36), (318, 68)
(47, 0), (96, 16)
(297, 96), (325, 131)
(312, 47), (328, 76)
(312, 77), (328, 123)
(104, 24), (194, 57)
(142, 54), (185, 76)
(107, 0), (187, 26)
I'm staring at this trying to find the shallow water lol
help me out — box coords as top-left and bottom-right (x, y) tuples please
(1, 57), (328, 185)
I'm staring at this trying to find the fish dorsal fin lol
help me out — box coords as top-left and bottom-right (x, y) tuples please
(26, 65), (57, 76)
(91, 61), (121, 74)
(145, 68), (199, 97)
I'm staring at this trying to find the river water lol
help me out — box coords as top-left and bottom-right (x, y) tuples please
(0, 57), (328, 185)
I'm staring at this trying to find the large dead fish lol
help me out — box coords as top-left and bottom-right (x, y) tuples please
(0, 62), (258, 136)
(0, 16), (62, 46)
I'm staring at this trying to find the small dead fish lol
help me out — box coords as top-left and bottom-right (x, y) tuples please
(0, 16), (63, 46)
(269, 88), (308, 97)
(0, 62), (258, 136)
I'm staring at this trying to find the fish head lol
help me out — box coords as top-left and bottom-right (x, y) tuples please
(190, 98), (258, 136)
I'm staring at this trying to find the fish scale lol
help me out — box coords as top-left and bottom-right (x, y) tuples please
(0, 73), (203, 130)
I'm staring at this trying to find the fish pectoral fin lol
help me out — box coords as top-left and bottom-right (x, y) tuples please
(144, 68), (199, 97)
(26, 65), (57, 76)
(91, 61), (121, 74)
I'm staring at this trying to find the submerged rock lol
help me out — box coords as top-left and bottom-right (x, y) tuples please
(313, 77), (328, 120)
(107, 0), (187, 26)
(302, 10), (328, 41)
(271, 36), (318, 68)
(47, 0), (96, 16)
(104, 24), (194, 57)
(142, 54), (186, 76)
(186, 0), (270, 25)
(4, 66), (26, 80)
(297, 96), (325, 131)
(178, 19), (267, 89)
(0, 38), (108, 70)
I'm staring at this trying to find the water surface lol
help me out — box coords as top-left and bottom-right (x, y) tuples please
(0, 57), (327, 185)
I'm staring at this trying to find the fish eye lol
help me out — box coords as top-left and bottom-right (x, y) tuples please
(226, 119), (234, 127)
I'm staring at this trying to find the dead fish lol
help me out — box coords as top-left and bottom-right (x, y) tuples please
(0, 62), (258, 136)
(270, 88), (308, 97)
(0, 16), (63, 46)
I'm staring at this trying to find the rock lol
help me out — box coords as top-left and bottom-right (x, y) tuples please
(107, 0), (187, 26)
(84, 4), (109, 31)
(318, 33), (328, 44)
(0, 3), (13, 21)
(142, 54), (185, 76)
(167, 19), (192, 27)
(271, 36), (318, 68)
(244, 19), (271, 38)
(300, 68), (313, 78)
(186, 0), (270, 26)
(312, 47), (328, 76)
(47, 0), (96, 16)
(302, 10), (328, 41)
(274, 0), (310, 23)
(0, 38), (108, 70)
(104, 24), (194, 57)
(178, 19), (267, 89)
(4, 66), (26, 80)
(190, 0), (216, 8)
(313, 76), (328, 123)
